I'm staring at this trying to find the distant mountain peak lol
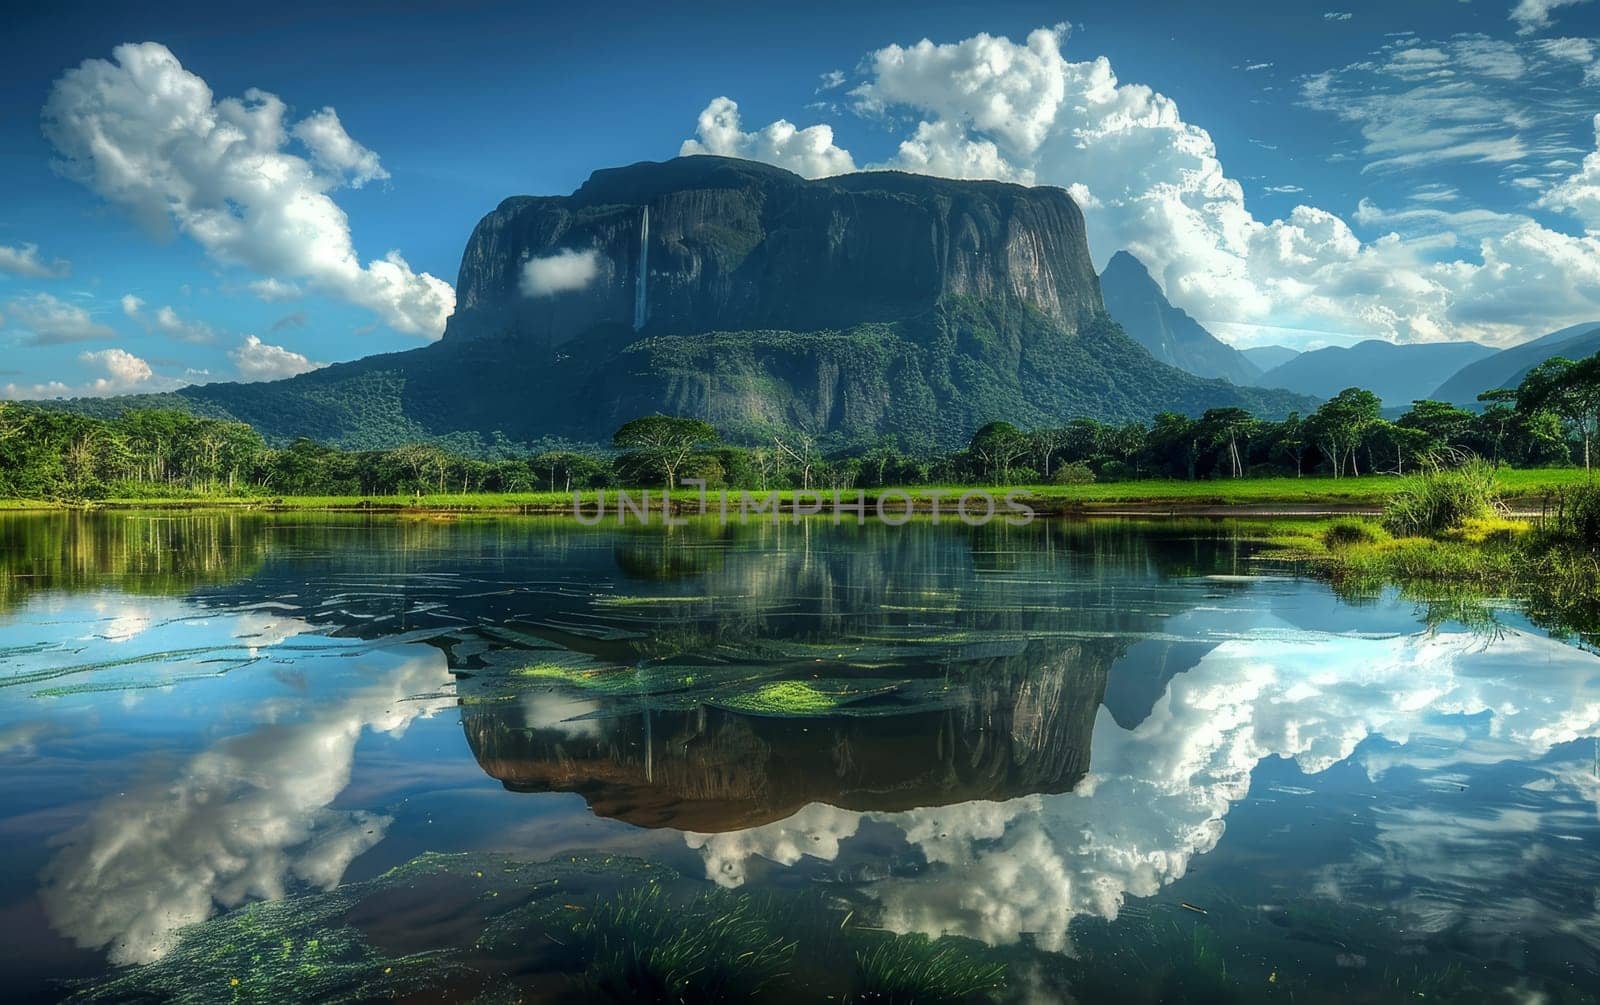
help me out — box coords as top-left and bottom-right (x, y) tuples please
(1430, 320), (1600, 405)
(1260, 338), (1495, 407)
(1099, 249), (1260, 386)
(1102, 249), (1160, 287)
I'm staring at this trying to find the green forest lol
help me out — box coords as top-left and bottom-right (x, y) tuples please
(2, 352), (1597, 502)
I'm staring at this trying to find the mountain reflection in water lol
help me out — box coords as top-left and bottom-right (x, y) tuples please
(463, 638), (1109, 831)
(1, 512), (1597, 1002)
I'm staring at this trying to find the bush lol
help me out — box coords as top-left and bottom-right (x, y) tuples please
(1322, 519), (1380, 549)
(1553, 482), (1600, 552)
(1381, 462), (1498, 538)
(1053, 461), (1096, 486)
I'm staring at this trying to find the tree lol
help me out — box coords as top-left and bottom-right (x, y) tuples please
(0, 402), (24, 448)
(855, 440), (920, 488)
(1366, 421), (1434, 475)
(1306, 388), (1381, 478)
(1028, 427), (1070, 478)
(968, 422), (1030, 483)
(1196, 408), (1259, 478)
(1060, 419), (1110, 466)
(530, 451), (606, 492)
(121, 409), (193, 486)
(215, 422), (267, 492)
(748, 446), (776, 491)
(1107, 421), (1148, 478)
(1399, 399), (1475, 459)
(612, 415), (718, 489)
(771, 430), (819, 489)
(1515, 356), (1600, 472)
(1265, 412), (1306, 476)
(63, 422), (108, 497)
(1144, 412), (1199, 479)
(386, 443), (451, 495)
(265, 439), (333, 494)
(1474, 389), (1519, 468)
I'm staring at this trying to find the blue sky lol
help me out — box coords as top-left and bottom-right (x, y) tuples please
(3, 0), (1599, 398)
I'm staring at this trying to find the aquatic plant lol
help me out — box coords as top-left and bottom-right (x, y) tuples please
(1321, 518), (1381, 549)
(567, 884), (797, 1002)
(1546, 480), (1600, 552)
(853, 933), (1007, 1003)
(64, 852), (671, 1004)
(63, 873), (467, 1003)
(1380, 461), (1499, 537)
(513, 657), (621, 685)
(715, 679), (845, 715)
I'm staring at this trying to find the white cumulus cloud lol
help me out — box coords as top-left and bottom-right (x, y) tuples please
(1510, 0), (1593, 35)
(4, 291), (114, 346)
(0, 242), (70, 279)
(248, 277), (304, 302)
(81, 347), (157, 390)
(682, 25), (1600, 346)
(1539, 113), (1600, 230)
(42, 42), (454, 339)
(2, 345), (182, 400)
(229, 334), (323, 381)
(121, 295), (217, 344)
(680, 96), (857, 178)
(519, 248), (602, 297)
(290, 107), (389, 188)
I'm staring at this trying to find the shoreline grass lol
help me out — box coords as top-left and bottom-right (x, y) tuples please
(0, 469), (1589, 515)
(1242, 509), (1600, 646)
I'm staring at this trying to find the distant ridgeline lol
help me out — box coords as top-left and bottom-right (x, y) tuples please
(39, 156), (1322, 453)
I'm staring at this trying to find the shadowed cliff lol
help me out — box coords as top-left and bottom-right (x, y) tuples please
(451, 156), (1104, 347)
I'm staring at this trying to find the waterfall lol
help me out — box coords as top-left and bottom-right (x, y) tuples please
(632, 206), (650, 331)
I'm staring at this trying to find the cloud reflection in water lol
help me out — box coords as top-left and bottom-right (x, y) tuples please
(688, 628), (1600, 953)
(34, 601), (454, 965)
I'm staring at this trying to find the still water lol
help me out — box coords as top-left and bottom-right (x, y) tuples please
(0, 512), (1597, 1003)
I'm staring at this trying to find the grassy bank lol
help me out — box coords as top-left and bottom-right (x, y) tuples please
(0, 468), (1589, 514)
(1247, 511), (1600, 646)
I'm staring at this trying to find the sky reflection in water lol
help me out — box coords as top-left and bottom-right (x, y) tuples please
(0, 512), (1597, 1000)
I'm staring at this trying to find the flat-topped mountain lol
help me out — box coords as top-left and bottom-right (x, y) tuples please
(451, 155), (1104, 346)
(39, 156), (1313, 450)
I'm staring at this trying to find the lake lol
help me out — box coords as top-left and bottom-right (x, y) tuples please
(1, 512), (1597, 1003)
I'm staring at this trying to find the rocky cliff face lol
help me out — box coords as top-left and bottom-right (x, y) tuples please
(447, 156), (1103, 348)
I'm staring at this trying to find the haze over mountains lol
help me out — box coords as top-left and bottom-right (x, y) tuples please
(1240, 346), (1300, 372)
(1430, 322), (1600, 406)
(1097, 251), (1261, 386)
(45, 157), (1310, 451)
(1253, 340), (1497, 407)
(1093, 249), (1600, 411)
